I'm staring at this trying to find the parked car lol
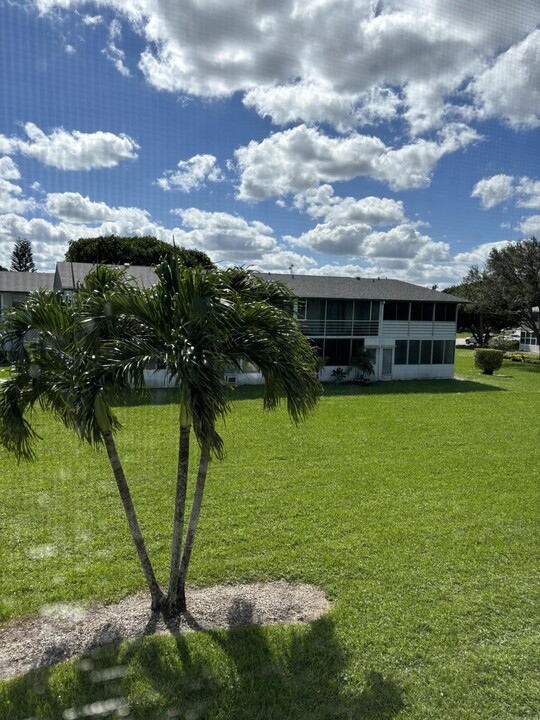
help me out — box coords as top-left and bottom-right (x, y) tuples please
(465, 336), (478, 346)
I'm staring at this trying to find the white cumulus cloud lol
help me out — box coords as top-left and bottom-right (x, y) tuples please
(471, 174), (515, 209)
(236, 123), (480, 200)
(172, 208), (276, 262)
(157, 154), (224, 193)
(45, 192), (150, 224)
(472, 29), (540, 129)
(517, 215), (540, 237)
(0, 123), (139, 170)
(33, 0), (540, 133)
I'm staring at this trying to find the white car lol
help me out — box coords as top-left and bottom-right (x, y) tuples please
(465, 336), (478, 346)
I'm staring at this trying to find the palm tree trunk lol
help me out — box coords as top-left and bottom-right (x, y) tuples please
(102, 430), (165, 611)
(176, 449), (210, 612)
(166, 421), (191, 612)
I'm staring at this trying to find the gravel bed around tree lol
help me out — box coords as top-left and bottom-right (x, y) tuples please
(0, 581), (331, 680)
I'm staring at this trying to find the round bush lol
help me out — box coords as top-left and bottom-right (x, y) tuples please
(488, 335), (519, 351)
(474, 348), (504, 375)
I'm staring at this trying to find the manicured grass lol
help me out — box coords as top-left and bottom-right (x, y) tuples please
(1, 350), (539, 718)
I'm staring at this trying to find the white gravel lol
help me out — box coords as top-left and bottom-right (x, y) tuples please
(0, 581), (330, 680)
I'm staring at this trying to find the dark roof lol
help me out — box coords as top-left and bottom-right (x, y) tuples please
(262, 273), (468, 303)
(54, 262), (157, 291)
(0, 271), (55, 292)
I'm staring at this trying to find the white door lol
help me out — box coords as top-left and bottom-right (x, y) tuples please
(382, 348), (393, 379)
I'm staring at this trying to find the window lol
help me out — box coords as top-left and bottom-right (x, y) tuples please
(355, 300), (371, 321)
(306, 298), (325, 320)
(420, 340), (432, 364)
(324, 338), (352, 365)
(384, 301), (409, 321)
(432, 340), (444, 363)
(408, 339), (420, 364)
(296, 299), (306, 319)
(410, 302), (433, 321)
(443, 340), (455, 363)
(395, 340), (407, 364)
(435, 303), (457, 322)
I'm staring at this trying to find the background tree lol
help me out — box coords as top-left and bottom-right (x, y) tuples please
(65, 235), (214, 269)
(0, 265), (8, 271)
(483, 237), (540, 346)
(10, 238), (36, 272)
(444, 270), (511, 346)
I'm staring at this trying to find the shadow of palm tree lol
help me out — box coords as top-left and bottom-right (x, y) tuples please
(1, 599), (405, 720)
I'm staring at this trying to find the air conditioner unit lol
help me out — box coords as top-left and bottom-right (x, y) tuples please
(226, 376), (236, 383)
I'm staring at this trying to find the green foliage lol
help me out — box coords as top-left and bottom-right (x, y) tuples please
(444, 272), (509, 343)
(458, 237), (540, 346)
(330, 367), (347, 383)
(474, 348), (504, 375)
(65, 235), (214, 269)
(488, 335), (518, 351)
(348, 347), (375, 379)
(0, 265), (8, 271)
(10, 238), (35, 272)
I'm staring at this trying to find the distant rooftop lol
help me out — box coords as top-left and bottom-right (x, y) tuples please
(2, 264), (468, 304)
(54, 262), (157, 292)
(0, 271), (54, 292)
(263, 273), (467, 303)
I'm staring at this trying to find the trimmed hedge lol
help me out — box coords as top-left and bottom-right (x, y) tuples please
(474, 348), (504, 375)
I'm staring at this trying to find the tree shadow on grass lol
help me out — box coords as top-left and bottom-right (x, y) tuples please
(1, 601), (405, 720)
(320, 378), (504, 397)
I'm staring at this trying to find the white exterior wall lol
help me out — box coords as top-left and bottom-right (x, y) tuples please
(520, 343), (540, 354)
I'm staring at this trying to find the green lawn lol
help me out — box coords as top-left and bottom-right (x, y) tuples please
(1, 350), (539, 719)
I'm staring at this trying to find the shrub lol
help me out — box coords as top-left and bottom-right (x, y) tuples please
(488, 335), (519, 351)
(331, 367), (348, 383)
(474, 348), (504, 375)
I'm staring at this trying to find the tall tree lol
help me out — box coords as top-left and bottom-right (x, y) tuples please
(0, 262), (321, 615)
(444, 270), (511, 346)
(483, 237), (540, 346)
(10, 238), (36, 272)
(65, 235), (214, 269)
(101, 260), (321, 613)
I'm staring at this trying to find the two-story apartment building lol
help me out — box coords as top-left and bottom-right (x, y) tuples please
(259, 274), (464, 382)
(2, 263), (466, 382)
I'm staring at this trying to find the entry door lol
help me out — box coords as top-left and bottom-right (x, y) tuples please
(382, 348), (393, 379)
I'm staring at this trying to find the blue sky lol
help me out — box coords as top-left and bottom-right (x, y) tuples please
(0, 0), (539, 286)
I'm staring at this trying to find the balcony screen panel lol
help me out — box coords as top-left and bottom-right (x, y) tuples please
(443, 340), (455, 363)
(325, 339), (352, 365)
(383, 301), (397, 320)
(435, 302), (457, 321)
(327, 300), (353, 320)
(355, 300), (370, 321)
(420, 340), (432, 364)
(371, 301), (380, 321)
(432, 340), (444, 363)
(395, 340), (407, 364)
(306, 299), (325, 320)
(410, 302), (422, 321)
(408, 340), (420, 364)
(397, 302), (409, 320)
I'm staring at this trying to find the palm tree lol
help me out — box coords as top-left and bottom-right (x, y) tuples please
(348, 347), (375, 381)
(104, 259), (321, 613)
(0, 267), (165, 610)
(1, 261), (321, 615)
